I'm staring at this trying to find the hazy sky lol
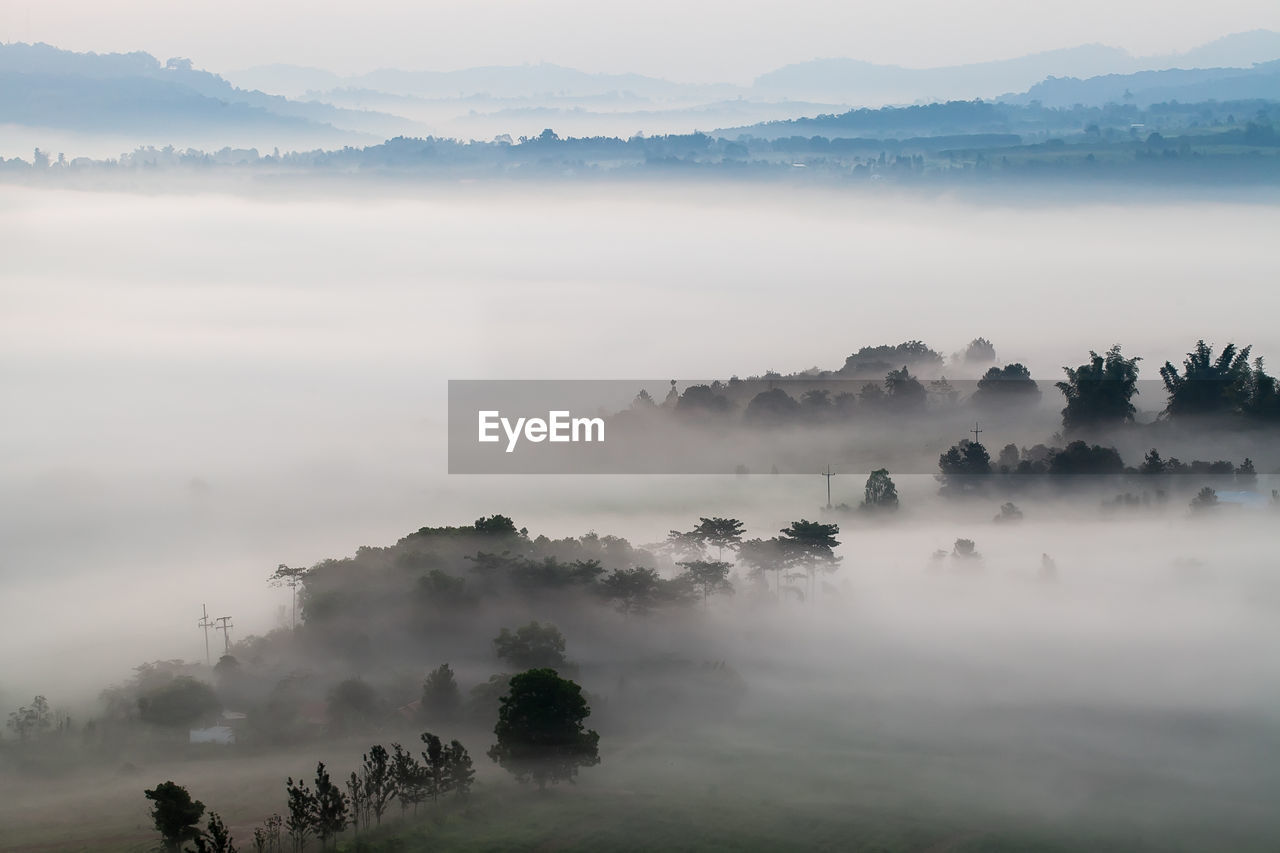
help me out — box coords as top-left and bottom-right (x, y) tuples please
(3, 0), (1279, 82)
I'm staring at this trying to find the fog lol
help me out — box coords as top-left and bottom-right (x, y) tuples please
(2, 180), (1280, 849)
(3, 182), (1279, 694)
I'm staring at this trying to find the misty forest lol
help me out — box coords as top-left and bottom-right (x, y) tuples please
(5, 17), (1280, 853)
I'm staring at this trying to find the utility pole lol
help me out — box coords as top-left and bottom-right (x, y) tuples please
(821, 465), (836, 509)
(197, 605), (214, 666)
(214, 616), (234, 656)
(970, 421), (984, 444)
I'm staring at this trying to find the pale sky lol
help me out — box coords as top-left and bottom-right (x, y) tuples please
(2, 0), (1279, 83)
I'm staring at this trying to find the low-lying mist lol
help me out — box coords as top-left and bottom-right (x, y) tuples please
(2, 180), (1280, 852)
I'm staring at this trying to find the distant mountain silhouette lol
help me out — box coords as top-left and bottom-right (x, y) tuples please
(750, 32), (1280, 104)
(0, 43), (418, 140)
(753, 44), (1133, 104)
(227, 62), (734, 101)
(1005, 61), (1280, 108)
(229, 31), (1280, 110)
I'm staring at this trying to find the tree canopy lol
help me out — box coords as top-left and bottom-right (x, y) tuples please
(487, 668), (600, 789)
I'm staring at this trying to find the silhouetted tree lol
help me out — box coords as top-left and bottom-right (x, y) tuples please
(420, 732), (447, 803)
(1190, 486), (1219, 512)
(360, 744), (397, 827)
(445, 739), (475, 799)
(390, 743), (426, 817)
(326, 679), (380, 734)
(284, 776), (316, 853)
(861, 469), (899, 511)
(883, 366), (927, 410)
(145, 781), (205, 853)
(345, 771), (367, 832)
(187, 811), (237, 853)
(778, 519), (841, 600)
(737, 537), (787, 593)
(1056, 345), (1141, 433)
(691, 517), (745, 561)
(306, 765), (344, 849)
(599, 567), (690, 614)
(493, 622), (569, 671)
(994, 502), (1023, 523)
(676, 384), (731, 416)
(973, 363), (1039, 405)
(6, 695), (52, 741)
(963, 337), (997, 363)
(1159, 341), (1251, 418)
(250, 814), (282, 853)
(938, 439), (992, 493)
(743, 388), (799, 426)
(677, 560), (733, 605)
(138, 677), (218, 728)
(421, 664), (461, 723)
(1047, 441), (1125, 476)
(487, 669), (600, 789)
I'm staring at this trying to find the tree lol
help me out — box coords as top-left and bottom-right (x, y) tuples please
(473, 514), (525, 537)
(840, 341), (943, 377)
(963, 337), (997, 364)
(269, 565), (309, 630)
(743, 388), (799, 426)
(1239, 357), (1280, 421)
(390, 743), (427, 816)
(676, 384), (731, 416)
(677, 560), (733, 605)
(345, 771), (367, 833)
(188, 812), (237, 853)
(1047, 441), (1125, 476)
(421, 663), (462, 723)
(360, 744), (397, 827)
(883, 366), (927, 411)
(327, 679), (380, 734)
(737, 537), (787, 594)
(6, 695), (52, 741)
(487, 668), (600, 790)
(1159, 341), (1251, 418)
(144, 781), (205, 853)
(1056, 345), (1141, 433)
(250, 814), (282, 853)
(861, 469), (899, 511)
(1139, 448), (1166, 475)
(1190, 486), (1219, 512)
(138, 678), (218, 728)
(420, 732), (447, 803)
(938, 439), (992, 494)
(284, 776), (316, 853)
(973, 363), (1039, 405)
(994, 502), (1023, 523)
(691, 517), (745, 561)
(312, 763), (348, 848)
(493, 621), (569, 671)
(444, 739), (475, 799)
(778, 519), (841, 601)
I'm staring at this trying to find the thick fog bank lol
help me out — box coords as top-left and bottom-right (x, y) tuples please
(2, 182), (1279, 701)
